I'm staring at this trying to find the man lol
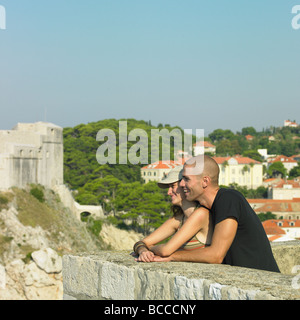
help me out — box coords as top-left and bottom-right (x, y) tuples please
(153, 155), (280, 273)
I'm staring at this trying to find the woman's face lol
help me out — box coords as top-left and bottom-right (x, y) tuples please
(167, 181), (185, 206)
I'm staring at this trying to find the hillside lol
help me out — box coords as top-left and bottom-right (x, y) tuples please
(63, 119), (185, 233)
(63, 118), (189, 189)
(62, 119), (300, 233)
(208, 125), (300, 158)
(0, 185), (108, 299)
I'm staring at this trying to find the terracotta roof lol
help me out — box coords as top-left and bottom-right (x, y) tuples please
(271, 179), (300, 188)
(248, 198), (300, 203)
(213, 155), (260, 165)
(141, 160), (182, 170)
(193, 141), (216, 148)
(268, 155), (297, 164)
(264, 226), (286, 235)
(263, 178), (300, 188)
(263, 178), (281, 185)
(268, 235), (284, 242)
(247, 198), (300, 213)
(263, 219), (300, 228)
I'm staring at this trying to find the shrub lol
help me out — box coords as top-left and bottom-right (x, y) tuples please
(30, 187), (45, 203)
(0, 195), (8, 205)
(81, 213), (103, 236)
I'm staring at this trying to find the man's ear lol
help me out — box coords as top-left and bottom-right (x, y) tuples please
(202, 176), (210, 188)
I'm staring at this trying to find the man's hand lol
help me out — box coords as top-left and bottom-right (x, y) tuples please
(152, 255), (174, 262)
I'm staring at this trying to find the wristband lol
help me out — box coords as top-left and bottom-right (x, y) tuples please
(133, 241), (149, 254)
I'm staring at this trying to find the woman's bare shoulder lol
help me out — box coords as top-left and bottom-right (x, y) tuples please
(193, 205), (210, 215)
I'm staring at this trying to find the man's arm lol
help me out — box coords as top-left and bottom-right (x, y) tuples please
(153, 218), (238, 263)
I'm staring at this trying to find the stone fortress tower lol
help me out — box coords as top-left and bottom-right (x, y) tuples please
(0, 122), (63, 189)
(0, 121), (103, 219)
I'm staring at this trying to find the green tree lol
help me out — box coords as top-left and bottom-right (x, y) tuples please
(241, 127), (257, 136)
(209, 129), (235, 143)
(267, 162), (287, 178)
(242, 150), (263, 162)
(289, 163), (300, 178)
(257, 212), (276, 222)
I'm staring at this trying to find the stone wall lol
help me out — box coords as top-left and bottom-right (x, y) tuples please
(0, 122), (63, 190)
(53, 184), (104, 220)
(62, 242), (300, 300)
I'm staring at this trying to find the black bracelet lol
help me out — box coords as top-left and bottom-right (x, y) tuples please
(133, 241), (148, 254)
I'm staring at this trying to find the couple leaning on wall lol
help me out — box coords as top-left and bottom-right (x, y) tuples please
(133, 155), (280, 273)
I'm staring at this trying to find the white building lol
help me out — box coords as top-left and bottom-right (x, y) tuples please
(0, 122), (63, 189)
(268, 155), (298, 174)
(141, 160), (182, 183)
(248, 198), (300, 220)
(213, 155), (263, 189)
(267, 179), (300, 200)
(193, 141), (216, 156)
(257, 149), (276, 161)
(262, 219), (300, 242)
(284, 120), (298, 128)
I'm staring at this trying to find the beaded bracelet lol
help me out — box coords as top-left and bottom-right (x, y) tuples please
(133, 241), (149, 254)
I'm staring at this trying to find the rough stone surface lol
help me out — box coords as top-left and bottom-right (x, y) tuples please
(100, 224), (143, 251)
(63, 247), (300, 300)
(271, 241), (300, 275)
(31, 248), (62, 274)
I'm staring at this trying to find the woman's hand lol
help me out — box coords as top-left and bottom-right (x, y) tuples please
(135, 249), (155, 263)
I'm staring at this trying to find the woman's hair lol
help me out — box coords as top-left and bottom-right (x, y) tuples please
(171, 205), (184, 218)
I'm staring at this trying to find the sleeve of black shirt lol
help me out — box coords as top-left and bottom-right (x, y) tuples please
(213, 190), (241, 225)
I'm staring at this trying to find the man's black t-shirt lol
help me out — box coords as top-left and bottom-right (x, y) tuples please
(211, 188), (280, 273)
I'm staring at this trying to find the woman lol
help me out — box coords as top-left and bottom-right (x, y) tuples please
(133, 165), (213, 262)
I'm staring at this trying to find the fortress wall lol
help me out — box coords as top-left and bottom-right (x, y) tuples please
(0, 122), (63, 189)
(62, 242), (300, 300)
(53, 184), (104, 220)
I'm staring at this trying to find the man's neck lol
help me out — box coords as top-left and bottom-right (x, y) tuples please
(196, 186), (220, 209)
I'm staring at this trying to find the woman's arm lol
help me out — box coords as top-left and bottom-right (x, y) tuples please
(134, 216), (180, 262)
(153, 218), (238, 263)
(151, 207), (209, 257)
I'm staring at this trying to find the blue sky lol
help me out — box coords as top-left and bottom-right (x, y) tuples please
(0, 0), (299, 135)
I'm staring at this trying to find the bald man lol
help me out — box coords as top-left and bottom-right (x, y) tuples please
(154, 155), (280, 273)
